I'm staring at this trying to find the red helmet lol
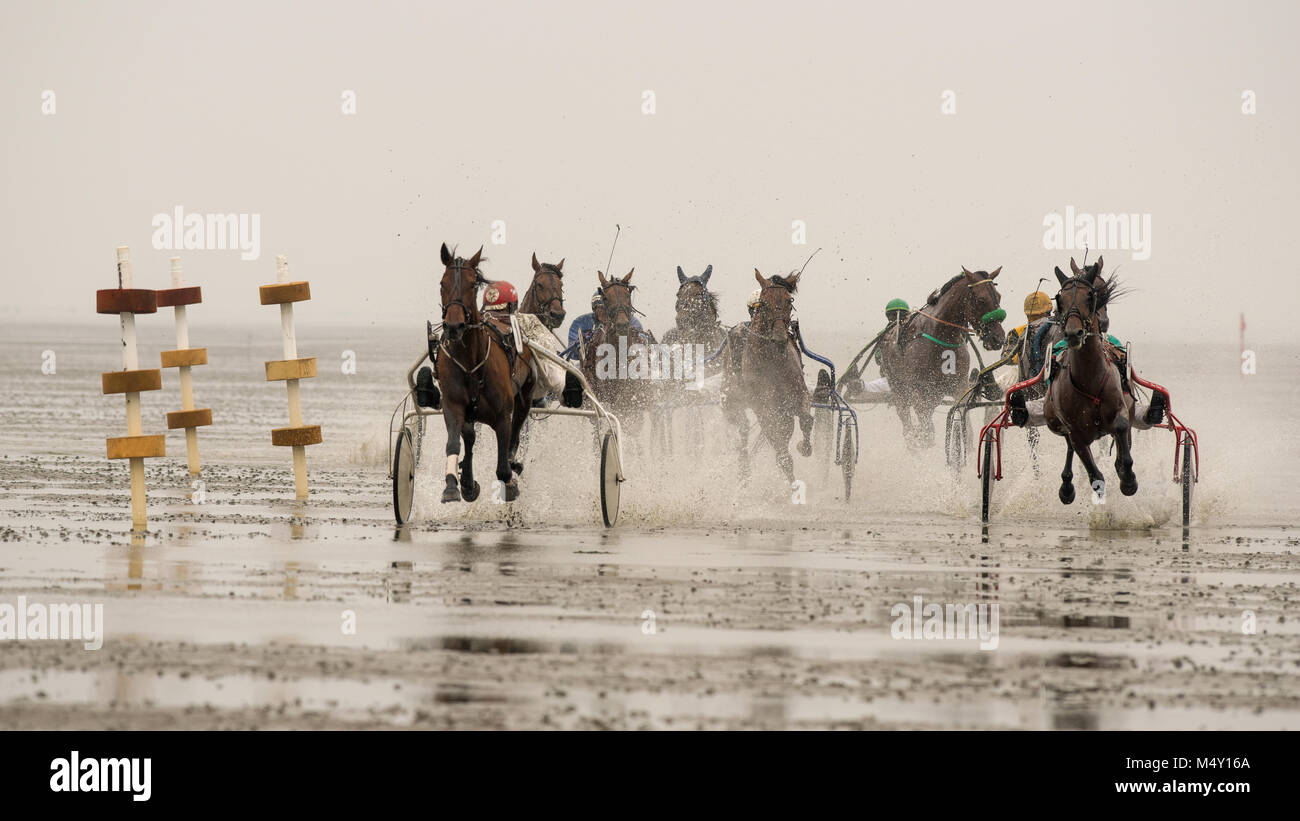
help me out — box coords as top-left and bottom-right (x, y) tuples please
(481, 281), (518, 312)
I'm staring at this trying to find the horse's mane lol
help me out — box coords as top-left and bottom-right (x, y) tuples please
(538, 262), (563, 277)
(1092, 267), (1127, 308)
(770, 274), (799, 294)
(926, 272), (967, 305)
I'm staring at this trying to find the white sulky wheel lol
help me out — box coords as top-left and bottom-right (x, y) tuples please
(600, 431), (622, 527)
(393, 426), (416, 525)
(1181, 436), (1194, 529)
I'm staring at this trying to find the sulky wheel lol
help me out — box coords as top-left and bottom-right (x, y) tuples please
(393, 426), (416, 525)
(981, 435), (995, 526)
(600, 431), (622, 527)
(1181, 436), (1195, 529)
(841, 430), (856, 501)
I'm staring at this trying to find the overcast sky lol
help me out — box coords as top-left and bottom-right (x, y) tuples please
(2, 0), (1297, 344)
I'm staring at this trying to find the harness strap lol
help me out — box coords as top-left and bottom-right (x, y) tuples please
(921, 332), (961, 348)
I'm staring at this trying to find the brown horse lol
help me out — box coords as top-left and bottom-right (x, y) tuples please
(581, 268), (660, 416)
(880, 267), (1007, 447)
(434, 243), (536, 504)
(721, 269), (814, 484)
(520, 252), (566, 330)
(1041, 256), (1138, 504)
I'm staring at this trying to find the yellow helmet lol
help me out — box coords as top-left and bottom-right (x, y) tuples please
(1023, 291), (1051, 320)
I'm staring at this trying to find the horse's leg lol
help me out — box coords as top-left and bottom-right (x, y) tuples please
(1058, 441), (1076, 505)
(722, 386), (750, 480)
(441, 407), (465, 503)
(1113, 415), (1138, 496)
(765, 409), (797, 485)
(459, 421), (480, 502)
(796, 407), (813, 457)
(509, 393), (529, 477)
(1074, 435), (1106, 503)
(493, 410), (519, 501)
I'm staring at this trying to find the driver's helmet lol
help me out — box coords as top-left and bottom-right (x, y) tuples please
(591, 288), (605, 312)
(1024, 291), (1051, 322)
(885, 297), (909, 321)
(746, 288), (762, 315)
(482, 281), (518, 313)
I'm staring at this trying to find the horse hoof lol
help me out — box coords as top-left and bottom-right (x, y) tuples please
(1121, 476), (1138, 496)
(1059, 484), (1075, 505)
(504, 481), (520, 502)
(797, 441), (812, 458)
(441, 475), (461, 504)
(461, 480), (481, 502)
(510, 461), (524, 476)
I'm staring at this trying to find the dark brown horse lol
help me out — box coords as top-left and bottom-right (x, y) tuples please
(879, 267), (1007, 447)
(721, 269), (813, 484)
(434, 243), (536, 503)
(520, 252), (566, 330)
(1041, 256), (1137, 504)
(581, 268), (660, 416)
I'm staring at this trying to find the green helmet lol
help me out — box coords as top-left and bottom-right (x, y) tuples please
(885, 298), (909, 317)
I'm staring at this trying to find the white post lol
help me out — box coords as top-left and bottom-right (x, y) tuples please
(277, 255), (308, 499)
(170, 257), (201, 475)
(117, 246), (147, 530)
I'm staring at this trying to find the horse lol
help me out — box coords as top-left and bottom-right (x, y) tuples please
(662, 265), (728, 360)
(433, 243), (536, 504)
(879, 267), (1007, 448)
(721, 269), (814, 485)
(580, 268), (661, 421)
(1040, 256), (1138, 504)
(520, 252), (566, 330)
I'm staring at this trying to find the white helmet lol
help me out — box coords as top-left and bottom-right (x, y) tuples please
(747, 288), (762, 309)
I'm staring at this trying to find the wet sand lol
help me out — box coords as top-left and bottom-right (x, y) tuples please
(2, 452), (1297, 730)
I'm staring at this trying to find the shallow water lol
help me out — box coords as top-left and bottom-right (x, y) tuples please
(0, 321), (1297, 729)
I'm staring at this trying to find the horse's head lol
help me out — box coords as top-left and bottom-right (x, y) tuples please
(675, 265), (717, 327)
(525, 252), (566, 329)
(439, 242), (486, 342)
(752, 268), (799, 340)
(960, 266), (1006, 351)
(1054, 256), (1117, 349)
(597, 268), (637, 337)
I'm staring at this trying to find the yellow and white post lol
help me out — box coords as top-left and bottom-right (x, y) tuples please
(98, 246), (165, 531)
(158, 256), (213, 477)
(260, 255), (322, 500)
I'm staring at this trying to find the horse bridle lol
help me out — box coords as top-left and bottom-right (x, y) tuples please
(1055, 276), (1101, 342)
(524, 264), (565, 320)
(599, 280), (643, 327)
(441, 259), (483, 324)
(751, 281), (796, 342)
(912, 277), (1003, 343)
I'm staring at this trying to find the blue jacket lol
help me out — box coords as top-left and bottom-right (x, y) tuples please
(566, 313), (643, 348)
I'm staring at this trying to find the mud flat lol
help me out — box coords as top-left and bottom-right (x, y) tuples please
(1, 452), (1297, 730)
